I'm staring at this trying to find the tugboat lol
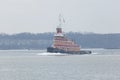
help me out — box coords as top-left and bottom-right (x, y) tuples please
(47, 15), (91, 54)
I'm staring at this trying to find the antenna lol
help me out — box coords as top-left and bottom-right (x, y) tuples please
(58, 14), (65, 28)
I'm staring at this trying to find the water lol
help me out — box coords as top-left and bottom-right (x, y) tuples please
(0, 49), (120, 80)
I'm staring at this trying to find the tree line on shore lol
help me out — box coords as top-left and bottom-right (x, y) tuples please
(0, 32), (120, 50)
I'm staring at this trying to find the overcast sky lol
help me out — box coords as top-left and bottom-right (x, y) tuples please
(0, 0), (120, 34)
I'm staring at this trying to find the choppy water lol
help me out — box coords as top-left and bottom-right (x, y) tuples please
(0, 49), (120, 80)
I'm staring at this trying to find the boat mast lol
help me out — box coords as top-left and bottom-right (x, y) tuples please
(58, 14), (62, 28)
(56, 14), (65, 34)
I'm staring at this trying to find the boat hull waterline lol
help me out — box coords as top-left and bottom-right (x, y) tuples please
(47, 47), (91, 55)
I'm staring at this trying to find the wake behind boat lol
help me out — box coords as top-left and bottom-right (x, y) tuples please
(37, 52), (68, 56)
(47, 15), (91, 55)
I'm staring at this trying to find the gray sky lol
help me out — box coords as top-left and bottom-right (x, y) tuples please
(0, 0), (120, 34)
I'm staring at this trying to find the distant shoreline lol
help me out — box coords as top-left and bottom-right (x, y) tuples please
(0, 32), (120, 49)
